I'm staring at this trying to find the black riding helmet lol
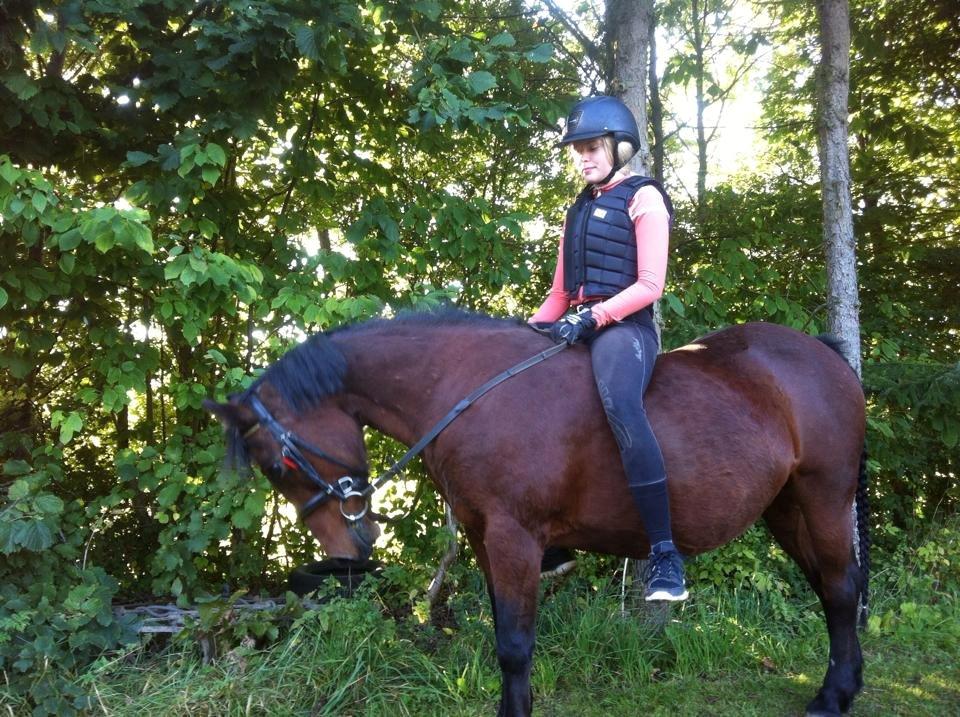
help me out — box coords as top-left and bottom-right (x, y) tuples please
(559, 95), (641, 182)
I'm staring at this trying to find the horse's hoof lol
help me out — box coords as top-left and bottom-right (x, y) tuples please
(805, 700), (842, 716)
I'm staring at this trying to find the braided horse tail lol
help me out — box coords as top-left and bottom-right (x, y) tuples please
(854, 446), (871, 628)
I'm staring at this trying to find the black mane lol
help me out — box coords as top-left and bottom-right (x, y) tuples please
(246, 307), (525, 412)
(246, 333), (348, 412)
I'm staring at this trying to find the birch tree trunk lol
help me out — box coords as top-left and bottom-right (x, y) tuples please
(691, 0), (708, 216)
(648, 8), (665, 184)
(605, 0), (654, 176)
(816, 0), (862, 377)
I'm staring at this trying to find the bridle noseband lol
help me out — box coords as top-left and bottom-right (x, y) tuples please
(246, 394), (372, 522)
(242, 339), (569, 526)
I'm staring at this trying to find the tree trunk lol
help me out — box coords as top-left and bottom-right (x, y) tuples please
(648, 9), (665, 184)
(692, 0), (708, 218)
(816, 0), (861, 377)
(605, 0), (654, 176)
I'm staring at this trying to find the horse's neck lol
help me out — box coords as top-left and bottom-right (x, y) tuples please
(333, 328), (461, 447)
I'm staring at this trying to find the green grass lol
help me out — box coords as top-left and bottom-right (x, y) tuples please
(64, 565), (959, 717)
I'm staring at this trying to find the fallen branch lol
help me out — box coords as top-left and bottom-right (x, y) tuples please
(425, 502), (460, 608)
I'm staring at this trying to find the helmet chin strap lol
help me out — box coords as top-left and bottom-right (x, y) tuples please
(598, 164), (621, 185)
(596, 137), (627, 185)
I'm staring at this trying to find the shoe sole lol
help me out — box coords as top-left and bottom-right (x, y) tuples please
(644, 589), (689, 602)
(539, 560), (577, 580)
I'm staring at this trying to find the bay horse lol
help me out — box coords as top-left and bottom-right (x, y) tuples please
(205, 309), (869, 717)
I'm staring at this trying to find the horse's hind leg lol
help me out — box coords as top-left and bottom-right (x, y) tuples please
(764, 479), (864, 716)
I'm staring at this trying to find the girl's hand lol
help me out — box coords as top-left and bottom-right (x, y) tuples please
(549, 310), (597, 345)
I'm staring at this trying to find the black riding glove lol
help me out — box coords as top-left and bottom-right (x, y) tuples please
(549, 310), (597, 345)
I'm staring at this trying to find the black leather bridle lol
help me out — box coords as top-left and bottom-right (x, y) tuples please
(243, 339), (569, 525)
(246, 394), (372, 522)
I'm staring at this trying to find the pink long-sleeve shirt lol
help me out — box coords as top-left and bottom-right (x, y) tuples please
(529, 171), (670, 328)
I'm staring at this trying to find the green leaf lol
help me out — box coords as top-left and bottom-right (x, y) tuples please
(58, 229), (82, 251)
(58, 253), (75, 274)
(157, 483), (180, 507)
(201, 166), (220, 185)
(489, 32), (515, 48)
(295, 26), (319, 60)
(8, 479), (30, 500)
(34, 494), (63, 514)
(182, 321), (199, 344)
(131, 223), (154, 253)
(31, 192), (47, 214)
(466, 71), (497, 95)
(3, 459), (31, 476)
(665, 293), (685, 317)
(2, 73), (39, 100)
(177, 157), (195, 177)
(12, 521), (54, 552)
(943, 421), (958, 449)
(412, 0), (441, 21)
(125, 151), (155, 167)
(447, 38), (474, 64)
(0, 159), (20, 185)
(59, 412), (83, 444)
(206, 143), (226, 167)
(205, 348), (227, 365)
(0, 286), (7, 309)
(378, 215), (400, 243)
(232, 510), (253, 529)
(525, 43), (553, 63)
(94, 230), (115, 253)
(51, 214), (73, 232)
(198, 218), (218, 238)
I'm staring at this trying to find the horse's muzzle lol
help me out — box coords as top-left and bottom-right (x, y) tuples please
(349, 519), (379, 561)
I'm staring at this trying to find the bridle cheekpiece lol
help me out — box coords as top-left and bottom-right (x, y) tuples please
(246, 394), (371, 523)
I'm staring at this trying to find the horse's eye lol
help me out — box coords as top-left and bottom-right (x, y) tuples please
(265, 460), (285, 481)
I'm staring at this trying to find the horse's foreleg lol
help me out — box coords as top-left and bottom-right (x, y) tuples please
(464, 526), (498, 627)
(477, 518), (542, 717)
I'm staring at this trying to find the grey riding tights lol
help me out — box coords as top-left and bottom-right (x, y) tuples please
(588, 319), (674, 547)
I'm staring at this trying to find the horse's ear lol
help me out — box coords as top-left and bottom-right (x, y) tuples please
(203, 399), (250, 429)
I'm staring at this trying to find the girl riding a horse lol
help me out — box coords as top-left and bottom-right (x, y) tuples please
(530, 95), (686, 602)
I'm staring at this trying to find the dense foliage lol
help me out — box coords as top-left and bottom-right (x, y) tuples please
(0, 0), (956, 714)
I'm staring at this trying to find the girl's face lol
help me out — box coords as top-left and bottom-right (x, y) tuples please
(570, 137), (614, 184)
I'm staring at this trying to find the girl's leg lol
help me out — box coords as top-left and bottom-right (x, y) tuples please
(589, 322), (687, 600)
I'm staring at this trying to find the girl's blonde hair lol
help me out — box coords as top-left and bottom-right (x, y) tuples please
(569, 136), (636, 167)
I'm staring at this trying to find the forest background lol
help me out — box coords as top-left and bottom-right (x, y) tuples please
(0, 0), (957, 714)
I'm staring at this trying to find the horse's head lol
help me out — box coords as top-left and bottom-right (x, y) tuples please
(205, 388), (380, 562)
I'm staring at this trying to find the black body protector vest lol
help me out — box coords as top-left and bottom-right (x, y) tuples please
(562, 176), (673, 318)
